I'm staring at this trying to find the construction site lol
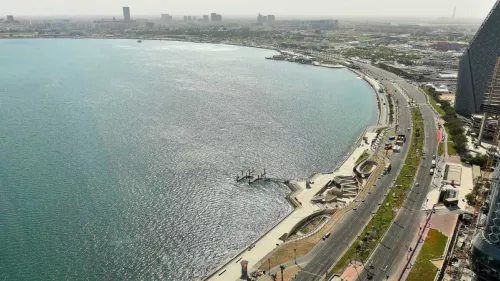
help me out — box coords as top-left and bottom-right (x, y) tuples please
(441, 57), (500, 281)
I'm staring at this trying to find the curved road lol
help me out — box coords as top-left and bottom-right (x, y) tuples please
(355, 64), (438, 281)
(294, 68), (415, 281)
(293, 63), (438, 281)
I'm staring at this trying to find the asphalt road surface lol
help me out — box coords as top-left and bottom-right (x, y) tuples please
(355, 64), (438, 281)
(294, 67), (415, 281)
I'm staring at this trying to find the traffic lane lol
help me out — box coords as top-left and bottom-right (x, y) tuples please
(359, 105), (437, 281)
(296, 143), (410, 281)
(295, 176), (393, 281)
(296, 69), (412, 281)
(361, 65), (427, 104)
(297, 121), (412, 280)
(296, 180), (384, 280)
(371, 107), (437, 280)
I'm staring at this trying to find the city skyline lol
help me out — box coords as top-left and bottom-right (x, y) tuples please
(2, 0), (497, 18)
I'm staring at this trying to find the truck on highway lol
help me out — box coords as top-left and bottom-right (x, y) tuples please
(431, 160), (436, 168)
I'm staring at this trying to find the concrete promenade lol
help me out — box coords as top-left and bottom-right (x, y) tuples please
(207, 132), (377, 281)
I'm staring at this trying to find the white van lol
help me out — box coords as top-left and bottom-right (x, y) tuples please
(430, 169), (434, 175)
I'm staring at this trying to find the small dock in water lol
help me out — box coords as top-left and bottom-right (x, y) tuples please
(236, 168), (267, 184)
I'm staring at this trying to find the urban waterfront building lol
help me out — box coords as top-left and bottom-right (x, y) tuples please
(6, 15), (14, 22)
(471, 164), (500, 280)
(123, 7), (131, 21)
(203, 15), (209, 23)
(455, 0), (500, 117)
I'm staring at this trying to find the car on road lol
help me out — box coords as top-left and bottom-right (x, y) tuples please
(430, 169), (434, 175)
(323, 232), (331, 240)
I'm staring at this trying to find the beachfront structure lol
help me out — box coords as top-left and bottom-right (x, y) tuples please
(471, 163), (500, 280)
(455, 0), (500, 117)
(122, 7), (131, 21)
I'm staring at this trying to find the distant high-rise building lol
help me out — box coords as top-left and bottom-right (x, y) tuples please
(188, 16), (192, 21)
(210, 13), (222, 22)
(203, 15), (209, 23)
(262, 16), (267, 22)
(161, 14), (173, 22)
(123, 7), (131, 21)
(6, 15), (14, 22)
(193, 16), (196, 21)
(471, 162), (500, 280)
(455, 1), (500, 116)
(267, 15), (275, 23)
(453, 6), (456, 18)
(184, 16), (188, 21)
(308, 19), (338, 31)
(257, 13), (263, 23)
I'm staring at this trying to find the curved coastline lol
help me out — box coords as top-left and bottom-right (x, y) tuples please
(0, 37), (381, 280)
(203, 56), (384, 280)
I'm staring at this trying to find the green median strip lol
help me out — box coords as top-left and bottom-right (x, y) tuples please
(406, 229), (447, 281)
(327, 106), (424, 277)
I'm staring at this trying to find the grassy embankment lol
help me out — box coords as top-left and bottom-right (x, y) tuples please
(406, 229), (448, 281)
(327, 106), (424, 276)
(438, 142), (444, 157)
(421, 88), (462, 156)
(356, 150), (371, 165)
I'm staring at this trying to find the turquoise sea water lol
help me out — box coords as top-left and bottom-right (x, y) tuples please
(0, 39), (376, 280)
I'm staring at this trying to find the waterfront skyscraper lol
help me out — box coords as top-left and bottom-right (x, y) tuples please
(203, 15), (209, 23)
(123, 7), (131, 21)
(455, 1), (500, 116)
(6, 15), (14, 22)
(471, 164), (500, 280)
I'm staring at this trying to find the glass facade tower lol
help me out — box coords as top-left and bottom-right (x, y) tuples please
(471, 164), (500, 280)
(455, 1), (500, 117)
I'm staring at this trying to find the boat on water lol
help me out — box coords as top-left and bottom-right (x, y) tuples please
(137, 40), (142, 43)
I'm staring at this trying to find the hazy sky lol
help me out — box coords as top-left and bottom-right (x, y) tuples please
(3, 0), (497, 18)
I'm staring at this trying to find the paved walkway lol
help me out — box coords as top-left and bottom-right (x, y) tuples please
(207, 133), (378, 281)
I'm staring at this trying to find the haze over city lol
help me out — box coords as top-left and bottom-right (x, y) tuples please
(2, 0), (497, 18)
(3, 0), (500, 280)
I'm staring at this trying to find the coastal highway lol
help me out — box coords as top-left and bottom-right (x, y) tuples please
(354, 64), (438, 281)
(294, 72), (414, 281)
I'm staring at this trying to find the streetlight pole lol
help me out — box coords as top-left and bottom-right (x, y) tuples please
(280, 265), (285, 281)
